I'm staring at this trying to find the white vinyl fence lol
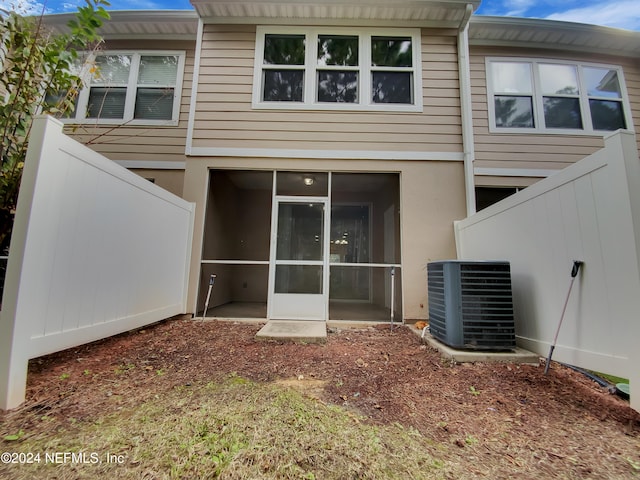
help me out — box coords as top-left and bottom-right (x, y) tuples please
(0, 116), (194, 410)
(455, 131), (640, 412)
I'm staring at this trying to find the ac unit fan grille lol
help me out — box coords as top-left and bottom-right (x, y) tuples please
(426, 262), (447, 341)
(427, 261), (515, 351)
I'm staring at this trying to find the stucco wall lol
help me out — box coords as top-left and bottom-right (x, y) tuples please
(183, 158), (466, 321)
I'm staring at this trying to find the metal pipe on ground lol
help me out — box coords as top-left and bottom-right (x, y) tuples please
(202, 274), (216, 319)
(544, 261), (583, 375)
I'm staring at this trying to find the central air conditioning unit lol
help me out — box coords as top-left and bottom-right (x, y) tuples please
(427, 260), (516, 351)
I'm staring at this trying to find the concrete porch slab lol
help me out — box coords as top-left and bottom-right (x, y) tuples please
(409, 326), (540, 365)
(256, 320), (327, 344)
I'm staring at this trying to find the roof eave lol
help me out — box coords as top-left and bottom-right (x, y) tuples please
(469, 15), (640, 58)
(42, 10), (200, 40)
(190, 0), (480, 28)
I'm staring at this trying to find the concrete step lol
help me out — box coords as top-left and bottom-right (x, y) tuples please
(256, 320), (327, 344)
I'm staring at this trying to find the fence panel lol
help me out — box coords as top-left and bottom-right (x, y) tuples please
(455, 131), (640, 412)
(0, 116), (194, 410)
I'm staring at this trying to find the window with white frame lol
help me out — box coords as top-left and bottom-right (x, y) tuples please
(253, 27), (422, 111)
(62, 51), (185, 125)
(487, 58), (630, 134)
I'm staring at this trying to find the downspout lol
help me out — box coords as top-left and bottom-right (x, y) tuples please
(458, 4), (476, 216)
(185, 17), (204, 157)
(185, 17), (206, 315)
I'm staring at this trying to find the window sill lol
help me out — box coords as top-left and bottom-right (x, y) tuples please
(251, 101), (423, 113)
(58, 118), (180, 127)
(488, 126), (634, 136)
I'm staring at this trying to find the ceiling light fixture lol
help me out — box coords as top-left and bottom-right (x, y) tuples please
(303, 176), (314, 186)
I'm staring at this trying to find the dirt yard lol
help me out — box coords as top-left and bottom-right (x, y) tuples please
(1, 316), (639, 478)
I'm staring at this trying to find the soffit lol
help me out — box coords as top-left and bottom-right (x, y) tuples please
(469, 16), (640, 58)
(43, 10), (200, 40)
(190, 0), (480, 28)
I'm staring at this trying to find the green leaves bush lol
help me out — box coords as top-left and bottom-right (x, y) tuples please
(0, 1), (110, 251)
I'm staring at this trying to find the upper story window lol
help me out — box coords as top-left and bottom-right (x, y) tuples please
(487, 58), (631, 134)
(253, 27), (422, 112)
(59, 51), (186, 126)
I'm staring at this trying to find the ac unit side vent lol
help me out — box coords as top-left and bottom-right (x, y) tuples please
(427, 260), (516, 351)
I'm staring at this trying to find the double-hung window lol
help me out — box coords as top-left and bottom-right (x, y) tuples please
(487, 58), (630, 134)
(64, 51), (185, 125)
(253, 27), (422, 111)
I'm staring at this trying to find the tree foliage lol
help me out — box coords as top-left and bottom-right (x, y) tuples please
(0, 0), (110, 252)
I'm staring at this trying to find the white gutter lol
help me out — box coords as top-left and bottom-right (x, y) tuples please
(458, 4), (476, 216)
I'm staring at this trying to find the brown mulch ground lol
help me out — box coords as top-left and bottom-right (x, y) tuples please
(1, 315), (639, 478)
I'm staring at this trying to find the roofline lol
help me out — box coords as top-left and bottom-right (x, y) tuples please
(40, 8), (639, 55)
(43, 9), (198, 23)
(42, 10), (199, 40)
(469, 15), (640, 58)
(190, 0), (480, 28)
(471, 14), (640, 37)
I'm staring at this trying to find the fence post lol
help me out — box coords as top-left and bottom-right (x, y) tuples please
(0, 116), (62, 410)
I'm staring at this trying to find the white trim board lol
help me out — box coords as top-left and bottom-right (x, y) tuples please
(115, 161), (186, 170)
(188, 147), (464, 162)
(185, 18), (204, 157)
(474, 167), (559, 178)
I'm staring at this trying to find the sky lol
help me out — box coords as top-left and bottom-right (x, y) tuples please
(2, 0), (640, 32)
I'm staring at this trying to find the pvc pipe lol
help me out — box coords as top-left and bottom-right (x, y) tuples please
(458, 5), (477, 217)
(390, 266), (395, 330)
(202, 274), (216, 319)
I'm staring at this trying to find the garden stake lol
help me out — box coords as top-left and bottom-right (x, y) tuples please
(544, 261), (583, 375)
(203, 274), (216, 319)
(390, 266), (395, 330)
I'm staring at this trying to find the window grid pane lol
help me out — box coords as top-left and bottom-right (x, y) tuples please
(491, 62), (532, 94)
(318, 35), (359, 67)
(264, 34), (305, 65)
(539, 64), (579, 95)
(92, 55), (131, 85)
(263, 70), (304, 102)
(543, 97), (582, 129)
(584, 67), (622, 98)
(494, 96), (534, 128)
(371, 37), (412, 67)
(87, 87), (126, 119)
(138, 55), (178, 86)
(275, 265), (323, 294)
(589, 99), (626, 130)
(372, 71), (412, 104)
(317, 71), (358, 103)
(134, 88), (174, 120)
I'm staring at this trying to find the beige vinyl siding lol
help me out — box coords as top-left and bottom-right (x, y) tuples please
(192, 25), (463, 154)
(470, 46), (640, 175)
(63, 40), (195, 164)
(625, 56), (640, 153)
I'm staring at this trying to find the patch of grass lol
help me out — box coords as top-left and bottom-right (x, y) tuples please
(3, 430), (25, 441)
(589, 370), (629, 386)
(4, 375), (452, 479)
(114, 363), (136, 375)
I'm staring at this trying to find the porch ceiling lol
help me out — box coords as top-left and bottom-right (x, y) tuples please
(469, 16), (640, 58)
(190, 0), (480, 27)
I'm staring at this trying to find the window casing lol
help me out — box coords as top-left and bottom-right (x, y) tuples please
(253, 27), (423, 112)
(486, 58), (631, 135)
(63, 50), (186, 126)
